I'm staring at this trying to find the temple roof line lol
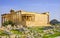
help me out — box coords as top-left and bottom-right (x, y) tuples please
(1, 9), (49, 16)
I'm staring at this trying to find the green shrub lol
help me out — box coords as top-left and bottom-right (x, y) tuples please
(3, 20), (15, 26)
(10, 29), (22, 35)
(0, 30), (9, 36)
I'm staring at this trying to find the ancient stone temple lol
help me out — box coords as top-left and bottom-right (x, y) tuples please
(1, 10), (50, 27)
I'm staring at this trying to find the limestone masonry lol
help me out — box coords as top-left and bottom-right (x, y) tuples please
(1, 10), (50, 27)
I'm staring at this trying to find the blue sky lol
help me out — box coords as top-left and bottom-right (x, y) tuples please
(0, 0), (60, 25)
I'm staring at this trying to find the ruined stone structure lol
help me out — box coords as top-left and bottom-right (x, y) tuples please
(1, 10), (50, 27)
